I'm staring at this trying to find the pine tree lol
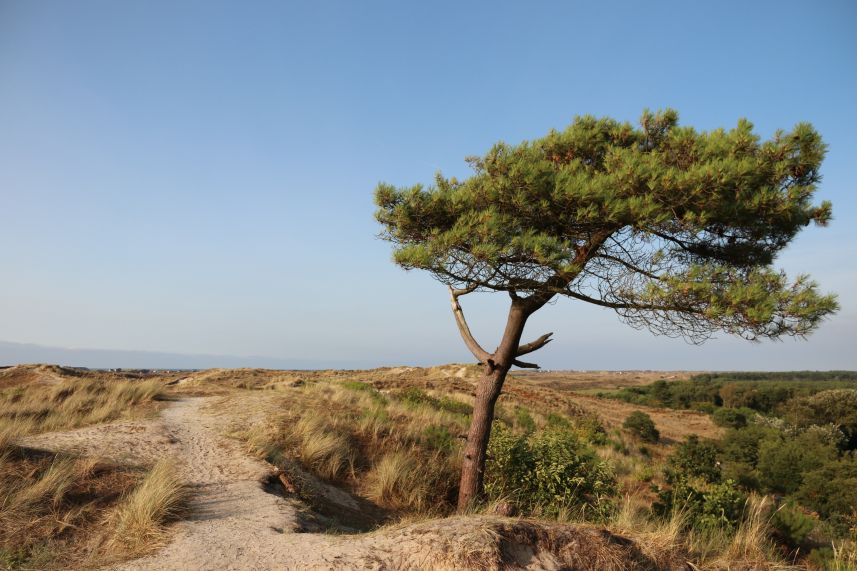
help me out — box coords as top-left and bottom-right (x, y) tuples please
(374, 109), (838, 510)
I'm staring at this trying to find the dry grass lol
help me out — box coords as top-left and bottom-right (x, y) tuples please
(105, 460), (187, 555)
(238, 379), (464, 519)
(290, 415), (356, 480)
(0, 375), (163, 438)
(0, 366), (179, 569)
(0, 444), (138, 569)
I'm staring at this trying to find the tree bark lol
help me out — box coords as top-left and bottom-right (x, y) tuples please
(457, 300), (530, 511)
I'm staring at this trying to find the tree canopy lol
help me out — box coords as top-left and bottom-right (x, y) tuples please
(375, 110), (837, 343)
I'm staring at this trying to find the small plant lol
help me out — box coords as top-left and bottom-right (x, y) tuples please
(422, 425), (455, 451)
(341, 381), (388, 405)
(399, 388), (472, 416)
(623, 411), (660, 443)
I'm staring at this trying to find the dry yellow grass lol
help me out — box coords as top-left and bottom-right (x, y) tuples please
(0, 375), (163, 437)
(106, 460), (187, 554)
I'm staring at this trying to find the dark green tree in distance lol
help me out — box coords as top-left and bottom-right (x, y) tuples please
(374, 109), (838, 510)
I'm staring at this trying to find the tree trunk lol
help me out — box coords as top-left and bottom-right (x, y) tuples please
(457, 300), (529, 511)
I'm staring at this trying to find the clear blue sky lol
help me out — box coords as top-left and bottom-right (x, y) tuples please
(1, 0), (855, 369)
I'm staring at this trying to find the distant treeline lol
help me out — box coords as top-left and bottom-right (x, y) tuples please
(690, 371), (857, 383)
(601, 372), (857, 414)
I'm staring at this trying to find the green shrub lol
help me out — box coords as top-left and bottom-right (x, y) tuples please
(545, 412), (572, 429)
(622, 411), (660, 443)
(398, 388), (472, 416)
(656, 478), (747, 531)
(485, 422), (616, 518)
(712, 407), (753, 429)
(341, 381), (388, 404)
(784, 389), (857, 451)
(720, 425), (778, 468)
(772, 503), (816, 548)
(795, 456), (857, 533)
(757, 432), (837, 494)
(666, 435), (721, 484)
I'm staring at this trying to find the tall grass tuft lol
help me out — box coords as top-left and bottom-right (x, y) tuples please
(107, 460), (187, 553)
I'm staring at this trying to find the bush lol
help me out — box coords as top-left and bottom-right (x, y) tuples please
(655, 478), (747, 531)
(514, 407), (536, 434)
(757, 431), (837, 494)
(666, 435), (721, 484)
(795, 456), (857, 532)
(784, 389), (857, 451)
(622, 411), (659, 443)
(422, 425), (455, 451)
(485, 422), (616, 518)
(772, 503), (816, 548)
(712, 407), (753, 429)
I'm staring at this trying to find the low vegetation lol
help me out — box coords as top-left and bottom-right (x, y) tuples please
(0, 367), (184, 569)
(0, 372), (163, 440)
(4, 364), (857, 569)
(235, 371), (857, 569)
(601, 372), (857, 568)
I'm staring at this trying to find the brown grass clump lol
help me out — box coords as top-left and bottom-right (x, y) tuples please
(0, 445), (138, 569)
(0, 444), (187, 569)
(106, 460), (187, 555)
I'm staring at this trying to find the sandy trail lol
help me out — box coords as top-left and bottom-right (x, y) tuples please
(22, 397), (342, 570)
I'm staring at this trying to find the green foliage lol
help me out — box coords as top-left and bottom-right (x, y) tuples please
(341, 381), (388, 405)
(606, 376), (857, 414)
(485, 422), (616, 517)
(712, 407), (754, 429)
(772, 503), (816, 548)
(666, 435), (721, 484)
(692, 371), (857, 383)
(513, 406), (536, 434)
(795, 456), (857, 532)
(757, 432), (837, 494)
(398, 388), (473, 416)
(375, 110), (837, 343)
(784, 389), (857, 450)
(545, 412), (572, 429)
(656, 479), (747, 531)
(421, 425), (455, 451)
(622, 411), (660, 443)
(659, 436), (747, 530)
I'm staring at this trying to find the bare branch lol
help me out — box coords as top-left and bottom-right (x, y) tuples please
(512, 359), (540, 369)
(448, 285), (492, 364)
(516, 332), (553, 356)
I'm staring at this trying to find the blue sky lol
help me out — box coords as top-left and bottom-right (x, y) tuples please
(1, 0), (855, 369)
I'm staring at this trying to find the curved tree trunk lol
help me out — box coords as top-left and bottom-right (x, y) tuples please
(457, 301), (529, 511)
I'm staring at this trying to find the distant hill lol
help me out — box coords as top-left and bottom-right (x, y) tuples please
(0, 340), (370, 370)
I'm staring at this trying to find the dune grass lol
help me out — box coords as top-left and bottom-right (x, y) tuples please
(0, 369), (179, 569)
(0, 442), (178, 570)
(106, 460), (187, 555)
(0, 376), (163, 438)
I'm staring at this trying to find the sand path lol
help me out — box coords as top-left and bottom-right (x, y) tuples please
(22, 397), (350, 570)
